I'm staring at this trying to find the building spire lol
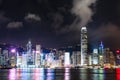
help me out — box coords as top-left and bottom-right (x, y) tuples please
(100, 41), (104, 49)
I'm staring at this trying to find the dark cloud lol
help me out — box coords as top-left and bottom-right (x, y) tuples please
(7, 21), (23, 29)
(51, 13), (64, 33)
(0, 12), (10, 26)
(0, 0), (2, 5)
(0, 0), (119, 49)
(89, 23), (120, 49)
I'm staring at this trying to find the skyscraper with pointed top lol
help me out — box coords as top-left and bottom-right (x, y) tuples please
(98, 41), (104, 66)
(81, 26), (88, 66)
(26, 40), (34, 65)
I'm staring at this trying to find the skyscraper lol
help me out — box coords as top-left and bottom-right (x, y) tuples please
(26, 40), (33, 65)
(81, 26), (88, 66)
(92, 49), (98, 65)
(35, 45), (41, 67)
(98, 41), (104, 66)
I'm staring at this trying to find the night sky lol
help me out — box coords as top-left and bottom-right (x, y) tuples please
(0, 0), (119, 49)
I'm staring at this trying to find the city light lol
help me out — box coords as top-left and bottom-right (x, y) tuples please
(116, 49), (120, 54)
(11, 48), (16, 53)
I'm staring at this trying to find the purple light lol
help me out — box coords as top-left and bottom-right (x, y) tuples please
(11, 49), (16, 53)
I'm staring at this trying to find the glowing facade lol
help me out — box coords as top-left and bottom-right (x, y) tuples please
(27, 40), (34, 65)
(81, 26), (88, 66)
(64, 52), (70, 67)
(98, 42), (104, 66)
(71, 51), (81, 67)
(35, 45), (41, 67)
(92, 49), (98, 64)
(9, 49), (16, 67)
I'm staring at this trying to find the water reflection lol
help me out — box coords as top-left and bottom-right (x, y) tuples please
(98, 69), (104, 80)
(9, 68), (16, 80)
(116, 68), (120, 80)
(46, 68), (55, 80)
(79, 69), (87, 80)
(92, 69), (104, 80)
(20, 68), (31, 80)
(1, 68), (118, 80)
(64, 68), (70, 80)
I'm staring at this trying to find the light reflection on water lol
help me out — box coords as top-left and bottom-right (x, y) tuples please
(9, 68), (16, 80)
(0, 68), (119, 80)
(64, 68), (70, 80)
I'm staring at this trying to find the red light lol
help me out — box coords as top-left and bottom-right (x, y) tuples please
(116, 68), (120, 80)
(116, 50), (120, 53)
(116, 50), (120, 54)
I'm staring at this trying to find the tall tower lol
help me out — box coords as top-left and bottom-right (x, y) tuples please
(35, 45), (41, 67)
(26, 40), (33, 65)
(81, 26), (88, 66)
(98, 41), (104, 66)
(27, 40), (32, 54)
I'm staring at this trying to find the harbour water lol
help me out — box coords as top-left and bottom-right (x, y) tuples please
(0, 68), (119, 80)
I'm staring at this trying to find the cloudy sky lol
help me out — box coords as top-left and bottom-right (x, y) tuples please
(0, 0), (119, 49)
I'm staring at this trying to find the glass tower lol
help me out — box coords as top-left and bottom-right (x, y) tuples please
(26, 40), (33, 65)
(81, 26), (88, 66)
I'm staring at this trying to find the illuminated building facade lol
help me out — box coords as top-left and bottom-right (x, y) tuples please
(92, 49), (98, 65)
(21, 54), (27, 67)
(88, 54), (92, 65)
(0, 49), (9, 66)
(9, 48), (17, 67)
(16, 52), (22, 67)
(104, 48), (111, 64)
(35, 45), (41, 67)
(3, 49), (9, 66)
(116, 49), (120, 65)
(64, 52), (70, 67)
(40, 53), (44, 67)
(109, 51), (115, 66)
(0, 48), (2, 66)
(81, 26), (88, 66)
(104, 48), (115, 68)
(98, 42), (104, 66)
(26, 40), (34, 66)
(71, 51), (81, 67)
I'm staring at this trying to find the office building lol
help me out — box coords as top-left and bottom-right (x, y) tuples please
(71, 51), (81, 67)
(81, 26), (88, 66)
(98, 42), (104, 66)
(92, 49), (99, 65)
(35, 45), (41, 67)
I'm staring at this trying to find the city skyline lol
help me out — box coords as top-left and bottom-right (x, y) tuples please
(0, 0), (119, 49)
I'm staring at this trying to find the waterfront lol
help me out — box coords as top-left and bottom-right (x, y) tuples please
(0, 68), (119, 80)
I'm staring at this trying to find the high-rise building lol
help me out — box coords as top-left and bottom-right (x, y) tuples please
(98, 41), (104, 66)
(9, 48), (16, 67)
(35, 45), (41, 67)
(71, 51), (81, 67)
(64, 52), (70, 67)
(104, 48), (110, 64)
(116, 49), (120, 65)
(104, 48), (115, 68)
(92, 49), (98, 65)
(0, 48), (2, 66)
(21, 54), (27, 67)
(109, 51), (115, 66)
(26, 40), (34, 65)
(81, 26), (88, 66)
(16, 52), (22, 67)
(3, 49), (9, 66)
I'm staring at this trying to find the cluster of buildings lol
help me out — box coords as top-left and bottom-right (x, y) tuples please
(0, 26), (119, 68)
(0, 41), (71, 68)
